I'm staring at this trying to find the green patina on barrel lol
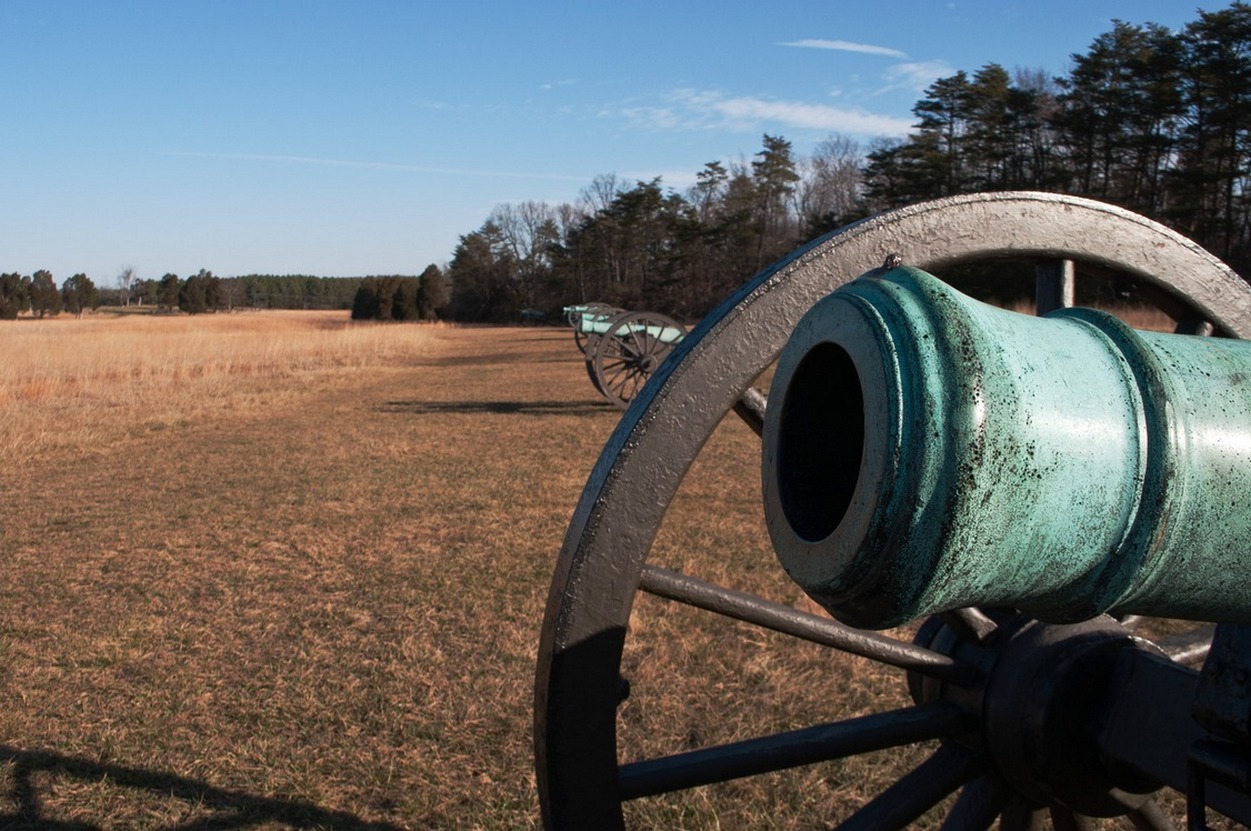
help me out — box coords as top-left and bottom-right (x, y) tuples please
(762, 266), (1251, 629)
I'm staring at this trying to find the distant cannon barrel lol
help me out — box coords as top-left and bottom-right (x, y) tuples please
(762, 265), (1251, 629)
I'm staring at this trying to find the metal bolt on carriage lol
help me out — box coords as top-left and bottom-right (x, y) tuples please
(537, 193), (1251, 829)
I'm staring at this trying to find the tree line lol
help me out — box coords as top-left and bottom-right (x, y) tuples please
(862, 1), (1251, 277)
(8, 4), (1247, 325)
(119, 271), (373, 313)
(1, 270), (97, 319)
(349, 265), (449, 321)
(444, 133), (852, 323)
(444, 2), (1251, 322)
(0, 270), (388, 317)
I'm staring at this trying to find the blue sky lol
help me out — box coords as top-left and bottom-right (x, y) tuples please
(0, 1), (1211, 283)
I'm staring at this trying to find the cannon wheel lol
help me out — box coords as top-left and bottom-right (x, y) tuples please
(571, 302), (618, 356)
(536, 193), (1251, 829)
(589, 311), (687, 409)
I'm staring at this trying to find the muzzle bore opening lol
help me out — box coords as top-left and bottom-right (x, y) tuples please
(776, 341), (865, 543)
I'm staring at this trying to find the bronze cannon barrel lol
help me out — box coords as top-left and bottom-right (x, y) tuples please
(762, 266), (1251, 629)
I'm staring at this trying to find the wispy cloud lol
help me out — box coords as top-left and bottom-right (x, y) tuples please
(613, 104), (686, 131)
(627, 90), (911, 138)
(781, 39), (908, 59)
(878, 60), (955, 95)
(165, 151), (588, 182)
(779, 38), (953, 98)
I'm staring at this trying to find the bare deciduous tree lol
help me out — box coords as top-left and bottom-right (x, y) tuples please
(117, 265), (137, 307)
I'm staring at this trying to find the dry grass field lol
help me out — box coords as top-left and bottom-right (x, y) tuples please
(2, 312), (610, 829)
(0, 302), (1206, 830)
(4, 310), (894, 830)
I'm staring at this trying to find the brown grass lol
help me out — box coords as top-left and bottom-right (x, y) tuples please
(0, 307), (1214, 829)
(0, 312), (443, 466)
(1, 313), (608, 828)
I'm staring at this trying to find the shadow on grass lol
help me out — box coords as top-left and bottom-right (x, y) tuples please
(412, 353), (582, 367)
(379, 400), (610, 416)
(0, 745), (406, 830)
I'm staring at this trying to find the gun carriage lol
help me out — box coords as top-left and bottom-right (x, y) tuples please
(537, 193), (1251, 828)
(563, 303), (687, 408)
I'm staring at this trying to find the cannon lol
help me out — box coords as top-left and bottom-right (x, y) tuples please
(563, 302), (621, 356)
(563, 303), (687, 408)
(536, 192), (1251, 828)
(765, 264), (1251, 629)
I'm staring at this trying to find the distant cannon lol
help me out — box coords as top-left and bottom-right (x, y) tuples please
(563, 303), (686, 409)
(563, 303), (620, 356)
(537, 193), (1251, 828)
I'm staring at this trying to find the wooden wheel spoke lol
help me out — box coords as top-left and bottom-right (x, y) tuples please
(600, 356), (633, 378)
(938, 775), (1010, 830)
(1156, 624), (1215, 665)
(626, 329), (649, 356)
(1035, 258), (1075, 315)
(590, 311), (685, 408)
(1127, 799), (1178, 831)
(732, 386), (768, 437)
(998, 797), (1048, 831)
(639, 565), (975, 683)
(618, 701), (964, 801)
(835, 742), (981, 831)
(940, 608), (998, 642)
(618, 331), (642, 357)
(1048, 805), (1097, 830)
(603, 362), (644, 395)
(1174, 317), (1215, 336)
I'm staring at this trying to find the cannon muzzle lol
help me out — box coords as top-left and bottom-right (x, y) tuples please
(763, 266), (1251, 629)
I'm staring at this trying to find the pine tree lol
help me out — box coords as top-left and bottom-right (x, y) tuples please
(61, 273), (97, 317)
(416, 264), (449, 320)
(30, 270), (60, 318)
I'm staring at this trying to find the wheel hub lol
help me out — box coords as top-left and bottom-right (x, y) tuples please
(914, 614), (1162, 816)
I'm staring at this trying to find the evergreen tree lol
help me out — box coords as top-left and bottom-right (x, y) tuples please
(351, 278), (382, 320)
(966, 64), (1017, 188)
(392, 277), (420, 320)
(179, 271), (209, 314)
(1174, 3), (1251, 270)
(912, 71), (974, 195)
(751, 134), (801, 268)
(202, 271), (224, 310)
(61, 273), (97, 317)
(30, 270), (60, 318)
(448, 221), (520, 322)
(158, 273), (180, 310)
(416, 264), (449, 320)
(1057, 23), (1162, 200)
(0, 272), (28, 319)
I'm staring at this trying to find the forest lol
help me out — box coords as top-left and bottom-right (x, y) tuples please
(444, 2), (1251, 322)
(0, 269), (370, 318)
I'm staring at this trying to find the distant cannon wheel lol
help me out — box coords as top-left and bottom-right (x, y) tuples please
(572, 303), (618, 356)
(536, 193), (1251, 829)
(589, 311), (686, 409)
